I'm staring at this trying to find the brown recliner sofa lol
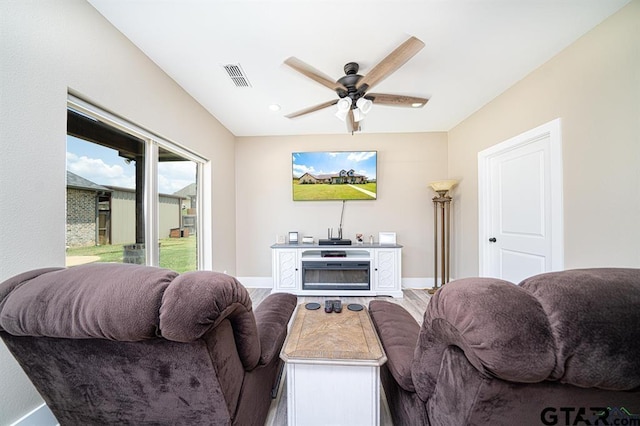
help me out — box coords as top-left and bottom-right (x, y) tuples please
(369, 268), (640, 426)
(0, 263), (297, 425)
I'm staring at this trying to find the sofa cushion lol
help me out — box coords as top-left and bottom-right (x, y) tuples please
(0, 267), (64, 308)
(520, 268), (640, 390)
(0, 263), (176, 341)
(160, 271), (261, 370)
(412, 277), (556, 401)
(369, 300), (420, 392)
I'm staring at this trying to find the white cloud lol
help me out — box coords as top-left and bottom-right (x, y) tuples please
(358, 169), (372, 178)
(66, 152), (135, 188)
(158, 161), (196, 194)
(293, 164), (315, 178)
(347, 151), (376, 162)
(66, 152), (196, 194)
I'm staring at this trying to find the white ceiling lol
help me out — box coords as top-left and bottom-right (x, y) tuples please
(87, 0), (629, 137)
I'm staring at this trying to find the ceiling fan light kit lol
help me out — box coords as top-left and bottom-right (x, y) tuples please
(356, 97), (373, 114)
(284, 36), (429, 133)
(335, 97), (352, 121)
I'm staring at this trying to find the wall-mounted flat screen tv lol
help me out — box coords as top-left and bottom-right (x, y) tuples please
(292, 151), (377, 201)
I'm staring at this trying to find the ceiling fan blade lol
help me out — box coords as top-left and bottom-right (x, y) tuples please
(347, 109), (360, 133)
(284, 57), (347, 92)
(356, 36), (425, 92)
(367, 93), (428, 107)
(285, 99), (338, 119)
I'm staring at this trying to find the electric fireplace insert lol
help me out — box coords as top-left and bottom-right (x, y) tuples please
(301, 260), (370, 291)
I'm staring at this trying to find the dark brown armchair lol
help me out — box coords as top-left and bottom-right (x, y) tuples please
(0, 263), (297, 425)
(370, 268), (640, 426)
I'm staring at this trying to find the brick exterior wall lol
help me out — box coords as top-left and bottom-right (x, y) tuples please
(67, 188), (96, 247)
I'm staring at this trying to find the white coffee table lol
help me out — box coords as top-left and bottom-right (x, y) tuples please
(280, 304), (387, 426)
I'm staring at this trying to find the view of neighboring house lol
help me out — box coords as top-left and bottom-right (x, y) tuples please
(172, 182), (198, 236)
(66, 171), (111, 247)
(298, 169), (369, 185)
(66, 171), (193, 247)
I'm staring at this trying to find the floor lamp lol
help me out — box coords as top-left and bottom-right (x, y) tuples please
(428, 180), (458, 294)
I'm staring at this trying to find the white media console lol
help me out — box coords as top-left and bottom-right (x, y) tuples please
(271, 243), (403, 298)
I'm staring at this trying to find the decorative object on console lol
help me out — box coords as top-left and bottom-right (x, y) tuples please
(292, 151), (377, 201)
(429, 179), (458, 293)
(288, 231), (298, 244)
(379, 232), (397, 245)
(356, 233), (363, 244)
(302, 236), (314, 244)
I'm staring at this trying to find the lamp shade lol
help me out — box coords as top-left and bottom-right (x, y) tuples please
(429, 179), (458, 193)
(336, 97), (352, 111)
(335, 97), (352, 121)
(356, 97), (373, 114)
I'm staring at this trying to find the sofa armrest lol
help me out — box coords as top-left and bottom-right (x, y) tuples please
(254, 293), (297, 366)
(369, 300), (420, 392)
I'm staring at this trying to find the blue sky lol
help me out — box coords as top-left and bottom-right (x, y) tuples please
(292, 151), (377, 179)
(66, 135), (196, 194)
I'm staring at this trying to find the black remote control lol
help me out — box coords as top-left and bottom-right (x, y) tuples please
(324, 300), (333, 313)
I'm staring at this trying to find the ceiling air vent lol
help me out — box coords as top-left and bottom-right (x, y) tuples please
(223, 63), (251, 88)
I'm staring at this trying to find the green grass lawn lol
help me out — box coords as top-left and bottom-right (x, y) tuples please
(66, 237), (197, 273)
(293, 183), (377, 200)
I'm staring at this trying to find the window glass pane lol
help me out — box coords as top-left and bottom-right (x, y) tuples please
(66, 109), (146, 266)
(158, 148), (197, 272)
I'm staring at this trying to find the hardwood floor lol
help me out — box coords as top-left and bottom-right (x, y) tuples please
(247, 288), (432, 426)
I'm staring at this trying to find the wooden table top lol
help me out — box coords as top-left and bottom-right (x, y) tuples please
(281, 304), (387, 366)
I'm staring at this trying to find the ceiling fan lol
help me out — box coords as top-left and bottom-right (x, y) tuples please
(284, 36), (428, 133)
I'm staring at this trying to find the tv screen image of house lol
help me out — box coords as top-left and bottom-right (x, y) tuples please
(292, 151), (377, 201)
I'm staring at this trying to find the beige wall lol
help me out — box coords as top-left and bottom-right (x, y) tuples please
(235, 132), (448, 280)
(0, 1), (236, 423)
(448, 1), (640, 278)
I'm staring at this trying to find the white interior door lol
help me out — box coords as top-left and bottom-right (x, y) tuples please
(478, 119), (564, 283)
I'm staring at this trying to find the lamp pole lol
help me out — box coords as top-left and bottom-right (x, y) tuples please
(428, 180), (457, 294)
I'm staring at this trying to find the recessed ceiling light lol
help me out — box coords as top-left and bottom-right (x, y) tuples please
(411, 102), (423, 108)
(269, 104), (281, 111)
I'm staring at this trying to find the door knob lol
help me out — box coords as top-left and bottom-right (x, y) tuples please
(489, 237), (497, 243)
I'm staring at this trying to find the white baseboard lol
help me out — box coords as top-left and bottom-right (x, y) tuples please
(237, 276), (438, 291)
(11, 403), (58, 426)
(401, 277), (434, 289)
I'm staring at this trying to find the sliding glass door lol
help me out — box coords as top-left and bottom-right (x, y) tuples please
(65, 95), (207, 272)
